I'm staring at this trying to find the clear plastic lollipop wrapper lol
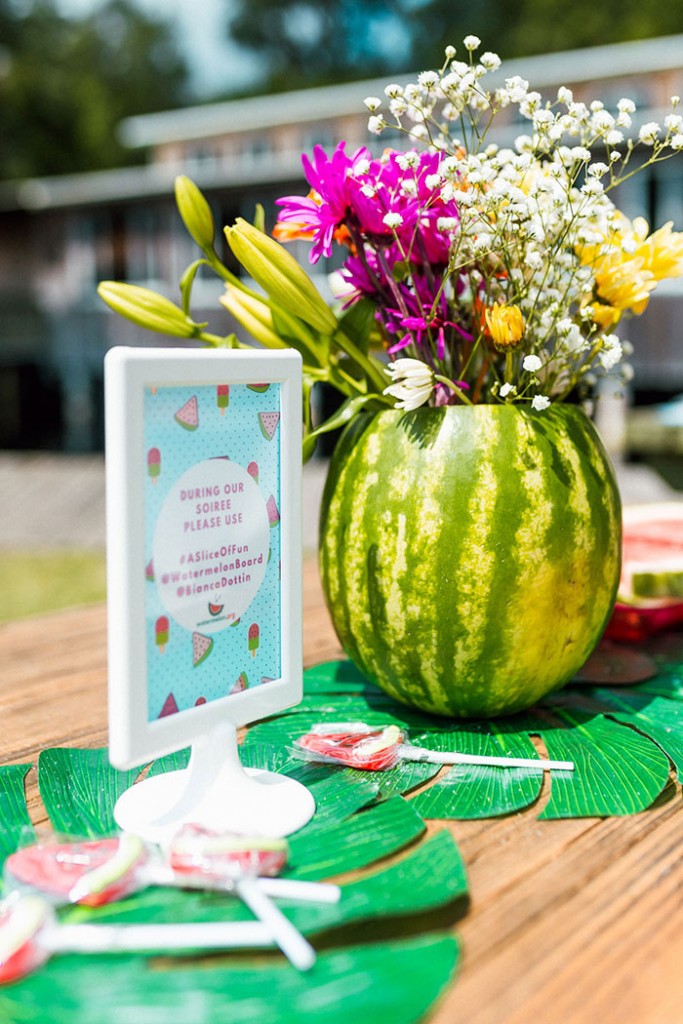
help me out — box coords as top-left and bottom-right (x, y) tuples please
(293, 722), (575, 772)
(4, 827), (341, 972)
(0, 892), (278, 986)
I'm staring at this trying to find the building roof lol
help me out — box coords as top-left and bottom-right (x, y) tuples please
(119, 34), (683, 148)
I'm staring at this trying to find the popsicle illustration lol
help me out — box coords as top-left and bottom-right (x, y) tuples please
(247, 461), (259, 485)
(155, 615), (169, 654)
(248, 623), (260, 658)
(147, 447), (161, 484)
(216, 384), (230, 414)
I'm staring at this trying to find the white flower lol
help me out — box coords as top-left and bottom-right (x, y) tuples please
(384, 83), (403, 99)
(600, 335), (623, 370)
(499, 382), (517, 398)
(463, 34), (481, 51)
(665, 114), (683, 131)
(523, 355), (542, 372)
(479, 51), (501, 70)
(360, 184), (377, 198)
(418, 70), (439, 89)
(367, 115), (384, 135)
(364, 96), (382, 112)
(383, 212), (403, 229)
(618, 98), (636, 114)
(531, 394), (551, 411)
(384, 359), (434, 410)
(671, 134), (683, 150)
(639, 122), (661, 145)
(425, 173), (443, 190)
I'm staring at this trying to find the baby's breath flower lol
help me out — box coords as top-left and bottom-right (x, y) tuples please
(463, 34), (481, 51)
(479, 51), (501, 70)
(364, 97), (382, 112)
(367, 115), (384, 135)
(671, 134), (683, 150)
(418, 70), (439, 89)
(531, 394), (551, 411)
(522, 354), (542, 372)
(383, 212), (404, 229)
(499, 382), (517, 398)
(384, 83), (403, 98)
(639, 122), (661, 145)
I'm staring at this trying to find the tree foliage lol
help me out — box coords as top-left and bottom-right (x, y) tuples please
(0, 0), (189, 180)
(226, 0), (683, 93)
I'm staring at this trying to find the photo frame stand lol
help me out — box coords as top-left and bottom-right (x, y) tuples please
(114, 720), (315, 845)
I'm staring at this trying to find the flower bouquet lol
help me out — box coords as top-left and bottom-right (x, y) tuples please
(100, 34), (683, 455)
(99, 37), (683, 716)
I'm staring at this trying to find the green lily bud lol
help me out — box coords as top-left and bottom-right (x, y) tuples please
(225, 218), (337, 335)
(175, 175), (216, 252)
(97, 281), (202, 338)
(220, 287), (287, 349)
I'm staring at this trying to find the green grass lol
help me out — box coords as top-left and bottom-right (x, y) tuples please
(0, 550), (107, 623)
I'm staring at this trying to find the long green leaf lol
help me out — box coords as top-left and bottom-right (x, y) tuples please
(0, 764), (33, 873)
(534, 709), (671, 818)
(0, 934), (459, 1024)
(38, 749), (141, 837)
(411, 723), (544, 819)
(286, 796), (425, 880)
(590, 689), (683, 782)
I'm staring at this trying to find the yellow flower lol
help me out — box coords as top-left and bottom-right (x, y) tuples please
(632, 218), (683, 281)
(579, 213), (683, 328)
(485, 304), (525, 349)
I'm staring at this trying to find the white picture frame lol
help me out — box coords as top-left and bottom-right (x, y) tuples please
(104, 346), (313, 841)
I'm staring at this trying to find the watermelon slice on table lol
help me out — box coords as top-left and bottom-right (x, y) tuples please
(258, 411), (279, 440)
(192, 632), (214, 667)
(175, 395), (199, 431)
(606, 502), (683, 642)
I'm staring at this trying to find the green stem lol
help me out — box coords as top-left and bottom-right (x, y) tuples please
(434, 373), (473, 405)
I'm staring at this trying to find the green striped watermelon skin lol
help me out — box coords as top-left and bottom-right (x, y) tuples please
(319, 404), (622, 718)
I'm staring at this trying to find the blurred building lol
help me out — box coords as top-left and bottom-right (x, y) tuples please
(1, 35), (683, 451)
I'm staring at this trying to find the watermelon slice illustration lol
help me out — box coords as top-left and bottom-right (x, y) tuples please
(230, 672), (248, 694)
(266, 494), (280, 528)
(175, 395), (199, 431)
(208, 601), (224, 617)
(192, 632), (214, 667)
(248, 383), (270, 393)
(195, 696), (207, 706)
(258, 411), (280, 440)
(159, 693), (179, 718)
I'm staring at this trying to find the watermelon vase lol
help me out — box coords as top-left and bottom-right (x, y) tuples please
(319, 404), (622, 718)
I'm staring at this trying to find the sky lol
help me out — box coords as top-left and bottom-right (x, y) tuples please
(55, 0), (260, 97)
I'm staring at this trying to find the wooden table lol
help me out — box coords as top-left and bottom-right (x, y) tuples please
(1, 559), (682, 1024)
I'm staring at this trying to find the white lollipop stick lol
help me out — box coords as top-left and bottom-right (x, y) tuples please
(401, 745), (574, 771)
(46, 919), (272, 954)
(233, 876), (317, 972)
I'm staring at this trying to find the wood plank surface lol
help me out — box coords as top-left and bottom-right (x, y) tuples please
(1, 558), (681, 1024)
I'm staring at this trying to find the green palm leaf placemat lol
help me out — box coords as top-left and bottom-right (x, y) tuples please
(243, 651), (683, 821)
(0, 746), (465, 1024)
